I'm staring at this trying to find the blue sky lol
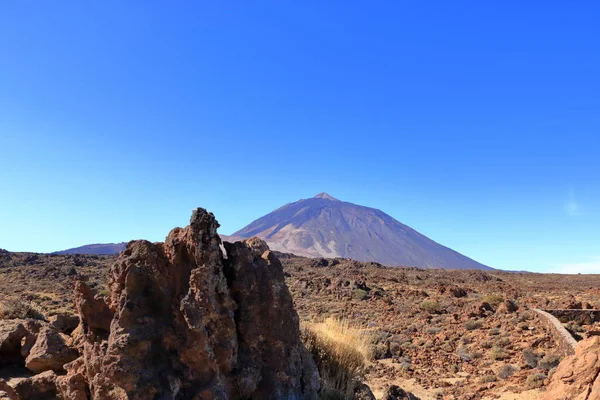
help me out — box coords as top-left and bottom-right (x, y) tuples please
(1, 2), (599, 273)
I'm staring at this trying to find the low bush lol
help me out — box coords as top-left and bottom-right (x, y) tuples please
(465, 320), (483, 331)
(490, 346), (508, 361)
(538, 353), (561, 370)
(481, 374), (497, 383)
(498, 364), (519, 379)
(0, 298), (46, 320)
(419, 300), (443, 314)
(301, 318), (373, 399)
(522, 348), (539, 368)
(482, 294), (504, 309)
(526, 373), (546, 389)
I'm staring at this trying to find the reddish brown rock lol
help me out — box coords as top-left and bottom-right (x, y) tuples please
(11, 371), (57, 400)
(449, 287), (468, 298)
(56, 358), (88, 400)
(540, 336), (600, 400)
(381, 384), (420, 400)
(48, 314), (79, 335)
(68, 208), (319, 399)
(468, 302), (494, 318)
(25, 327), (78, 374)
(0, 320), (28, 367)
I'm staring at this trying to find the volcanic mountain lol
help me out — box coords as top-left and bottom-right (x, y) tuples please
(54, 242), (127, 255)
(232, 193), (491, 270)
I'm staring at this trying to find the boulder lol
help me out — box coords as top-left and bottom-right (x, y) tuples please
(25, 327), (78, 374)
(352, 380), (376, 400)
(0, 320), (28, 366)
(0, 379), (17, 400)
(56, 358), (88, 400)
(64, 207), (319, 399)
(11, 371), (57, 400)
(0, 320), (44, 367)
(48, 314), (79, 335)
(469, 302), (494, 318)
(540, 336), (600, 400)
(381, 384), (421, 400)
(449, 287), (468, 298)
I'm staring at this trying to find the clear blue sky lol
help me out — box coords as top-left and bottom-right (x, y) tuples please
(1, 2), (599, 273)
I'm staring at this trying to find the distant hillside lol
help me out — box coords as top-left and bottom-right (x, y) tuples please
(232, 193), (492, 270)
(53, 242), (127, 255)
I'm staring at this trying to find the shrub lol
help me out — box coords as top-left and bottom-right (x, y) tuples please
(522, 348), (539, 368)
(481, 374), (497, 383)
(426, 326), (442, 335)
(538, 353), (561, 370)
(419, 300), (442, 314)
(482, 294), (504, 309)
(465, 320), (483, 331)
(490, 346), (508, 361)
(498, 364), (519, 379)
(0, 298), (46, 320)
(301, 318), (373, 399)
(457, 345), (473, 361)
(352, 289), (369, 301)
(526, 373), (546, 389)
(481, 340), (493, 349)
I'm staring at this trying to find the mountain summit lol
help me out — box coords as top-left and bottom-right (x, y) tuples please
(232, 194), (491, 270)
(312, 192), (340, 201)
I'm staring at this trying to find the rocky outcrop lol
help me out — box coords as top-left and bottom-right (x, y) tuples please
(540, 336), (600, 400)
(59, 207), (319, 399)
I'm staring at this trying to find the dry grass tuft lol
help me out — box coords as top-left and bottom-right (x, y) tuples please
(0, 298), (46, 320)
(301, 318), (373, 400)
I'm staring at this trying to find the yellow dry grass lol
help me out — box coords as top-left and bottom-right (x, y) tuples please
(301, 318), (373, 399)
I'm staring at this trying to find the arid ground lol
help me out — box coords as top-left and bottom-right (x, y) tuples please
(2, 248), (599, 399)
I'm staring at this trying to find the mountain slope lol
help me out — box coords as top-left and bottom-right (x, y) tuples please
(232, 193), (491, 270)
(53, 242), (128, 255)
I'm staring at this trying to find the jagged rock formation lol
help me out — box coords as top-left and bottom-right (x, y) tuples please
(59, 207), (319, 399)
(540, 336), (600, 400)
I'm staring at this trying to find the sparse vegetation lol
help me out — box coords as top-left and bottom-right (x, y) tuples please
(465, 320), (483, 331)
(0, 298), (46, 320)
(498, 364), (519, 379)
(482, 294), (504, 308)
(301, 318), (373, 399)
(522, 348), (539, 368)
(538, 353), (561, 370)
(490, 346), (508, 361)
(419, 300), (442, 314)
(526, 372), (546, 389)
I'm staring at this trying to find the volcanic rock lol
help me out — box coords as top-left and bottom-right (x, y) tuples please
(64, 207), (319, 399)
(11, 370), (57, 400)
(25, 327), (78, 374)
(381, 384), (421, 400)
(540, 336), (600, 400)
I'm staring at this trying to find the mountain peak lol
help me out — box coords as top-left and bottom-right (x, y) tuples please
(233, 194), (491, 270)
(312, 192), (339, 201)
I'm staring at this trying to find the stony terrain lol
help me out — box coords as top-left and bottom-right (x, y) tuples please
(2, 243), (600, 398)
